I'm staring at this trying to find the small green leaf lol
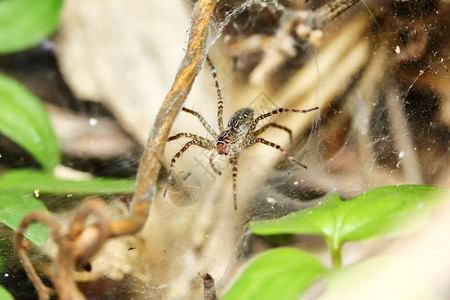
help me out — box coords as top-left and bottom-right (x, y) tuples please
(0, 192), (48, 245)
(222, 248), (327, 300)
(0, 0), (63, 53)
(0, 169), (135, 195)
(251, 185), (443, 246)
(0, 74), (60, 171)
(0, 285), (14, 300)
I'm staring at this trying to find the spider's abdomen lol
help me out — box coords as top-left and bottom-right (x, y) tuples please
(227, 108), (254, 132)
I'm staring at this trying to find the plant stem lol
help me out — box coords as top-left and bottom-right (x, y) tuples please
(326, 238), (343, 269)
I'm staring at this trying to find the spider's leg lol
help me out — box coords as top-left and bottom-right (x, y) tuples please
(253, 122), (292, 142)
(163, 140), (212, 198)
(250, 137), (307, 169)
(230, 155), (239, 210)
(181, 108), (217, 137)
(209, 152), (222, 175)
(250, 107), (319, 132)
(206, 57), (224, 132)
(168, 132), (213, 144)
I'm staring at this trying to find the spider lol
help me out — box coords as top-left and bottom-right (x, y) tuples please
(163, 59), (319, 210)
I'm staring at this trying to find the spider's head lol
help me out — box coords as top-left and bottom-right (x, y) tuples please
(227, 108), (254, 133)
(217, 131), (232, 155)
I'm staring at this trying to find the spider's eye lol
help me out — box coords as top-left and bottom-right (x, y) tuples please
(242, 113), (248, 118)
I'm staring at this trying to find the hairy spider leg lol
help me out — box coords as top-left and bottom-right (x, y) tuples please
(206, 57), (225, 132)
(181, 107), (217, 137)
(163, 139), (213, 198)
(250, 107), (319, 132)
(168, 133), (213, 144)
(253, 123), (293, 142)
(230, 156), (239, 210)
(209, 152), (222, 175)
(250, 137), (308, 169)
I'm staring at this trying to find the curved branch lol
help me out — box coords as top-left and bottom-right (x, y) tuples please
(15, 212), (67, 300)
(68, 197), (111, 270)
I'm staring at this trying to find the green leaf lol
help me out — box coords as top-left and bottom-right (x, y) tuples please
(222, 248), (327, 300)
(0, 169), (134, 246)
(0, 0), (63, 53)
(0, 74), (60, 171)
(0, 169), (135, 195)
(0, 285), (14, 300)
(251, 185), (444, 248)
(0, 192), (48, 245)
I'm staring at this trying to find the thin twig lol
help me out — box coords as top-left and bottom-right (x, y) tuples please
(52, 231), (85, 300)
(15, 212), (85, 300)
(15, 213), (58, 300)
(67, 198), (111, 270)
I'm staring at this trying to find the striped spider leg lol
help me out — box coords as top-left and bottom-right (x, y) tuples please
(164, 58), (319, 209)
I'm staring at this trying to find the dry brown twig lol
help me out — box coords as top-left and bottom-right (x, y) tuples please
(67, 198), (112, 271)
(16, 213), (59, 300)
(15, 198), (110, 300)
